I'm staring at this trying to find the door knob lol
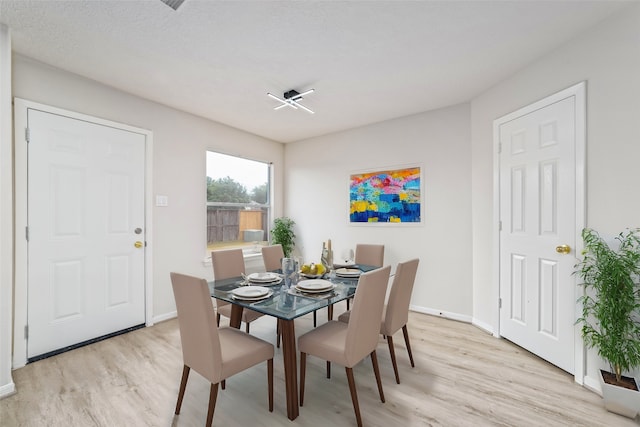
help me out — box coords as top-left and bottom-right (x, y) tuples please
(555, 244), (571, 254)
(134, 241), (143, 249)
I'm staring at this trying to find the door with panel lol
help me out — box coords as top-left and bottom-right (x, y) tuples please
(26, 108), (146, 359)
(498, 87), (583, 374)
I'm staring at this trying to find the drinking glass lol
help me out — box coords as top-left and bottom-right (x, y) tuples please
(282, 257), (298, 289)
(341, 249), (355, 264)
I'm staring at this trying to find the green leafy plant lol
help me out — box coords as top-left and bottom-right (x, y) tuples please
(271, 217), (296, 258)
(575, 228), (640, 383)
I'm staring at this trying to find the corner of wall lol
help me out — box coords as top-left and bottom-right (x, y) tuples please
(0, 23), (14, 399)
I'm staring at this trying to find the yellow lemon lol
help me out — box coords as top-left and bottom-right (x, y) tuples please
(316, 264), (326, 275)
(309, 263), (318, 275)
(301, 264), (311, 274)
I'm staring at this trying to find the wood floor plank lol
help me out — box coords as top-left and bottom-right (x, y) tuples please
(1, 309), (638, 426)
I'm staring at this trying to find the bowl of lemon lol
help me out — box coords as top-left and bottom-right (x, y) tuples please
(299, 262), (326, 279)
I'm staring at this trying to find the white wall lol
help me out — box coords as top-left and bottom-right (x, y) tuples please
(11, 55), (285, 320)
(285, 104), (472, 319)
(470, 5), (640, 388)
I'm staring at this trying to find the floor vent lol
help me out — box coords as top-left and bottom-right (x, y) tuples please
(160, 0), (186, 11)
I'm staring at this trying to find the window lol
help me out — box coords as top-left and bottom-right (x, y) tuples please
(206, 151), (270, 254)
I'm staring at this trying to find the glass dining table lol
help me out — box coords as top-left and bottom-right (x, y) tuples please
(208, 265), (377, 421)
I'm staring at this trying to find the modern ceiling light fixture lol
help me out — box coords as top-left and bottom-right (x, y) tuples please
(267, 89), (315, 114)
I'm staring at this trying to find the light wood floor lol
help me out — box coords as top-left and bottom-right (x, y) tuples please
(2, 307), (639, 426)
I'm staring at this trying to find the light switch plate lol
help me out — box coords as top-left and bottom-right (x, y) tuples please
(156, 195), (168, 207)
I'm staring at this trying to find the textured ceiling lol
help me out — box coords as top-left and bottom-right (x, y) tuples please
(0, 0), (633, 142)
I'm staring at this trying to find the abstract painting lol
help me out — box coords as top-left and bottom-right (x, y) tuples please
(349, 166), (421, 223)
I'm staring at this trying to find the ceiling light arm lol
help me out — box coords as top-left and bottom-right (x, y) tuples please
(268, 88), (315, 114)
(275, 103), (297, 110)
(290, 99), (314, 114)
(267, 93), (298, 110)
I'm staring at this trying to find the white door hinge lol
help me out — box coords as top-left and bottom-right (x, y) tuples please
(24, 325), (28, 339)
(25, 127), (30, 143)
(499, 298), (502, 309)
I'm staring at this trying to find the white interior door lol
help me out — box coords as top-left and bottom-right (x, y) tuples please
(498, 90), (581, 374)
(26, 108), (146, 359)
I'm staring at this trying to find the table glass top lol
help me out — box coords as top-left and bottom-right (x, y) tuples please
(209, 265), (377, 321)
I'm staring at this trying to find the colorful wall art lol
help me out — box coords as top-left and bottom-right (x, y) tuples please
(349, 166), (421, 223)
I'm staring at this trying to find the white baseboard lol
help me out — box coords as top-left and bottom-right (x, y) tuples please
(583, 374), (603, 395)
(0, 380), (16, 399)
(409, 305), (472, 324)
(409, 306), (497, 336)
(471, 317), (494, 335)
(153, 311), (177, 324)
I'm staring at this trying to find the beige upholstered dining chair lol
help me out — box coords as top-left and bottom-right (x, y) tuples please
(211, 248), (264, 333)
(261, 244), (284, 272)
(354, 243), (385, 267)
(339, 258), (419, 384)
(345, 243), (385, 310)
(298, 265), (391, 427)
(170, 272), (274, 427)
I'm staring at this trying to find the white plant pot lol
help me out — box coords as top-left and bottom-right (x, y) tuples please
(600, 371), (640, 418)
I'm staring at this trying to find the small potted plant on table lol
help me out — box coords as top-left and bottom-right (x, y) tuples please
(575, 228), (640, 418)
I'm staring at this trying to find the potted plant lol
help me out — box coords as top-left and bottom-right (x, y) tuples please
(575, 227), (640, 418)
(271, 217), (296, 258)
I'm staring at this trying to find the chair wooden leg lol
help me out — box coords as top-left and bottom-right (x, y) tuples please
(387, 335), (401, 384)
(221, 379), (225, 390)
(299, 352), (307, 406)
(346, 298), (350, 311)
(276, 319), (281, 348)
(327, 305), (333, 321)
(402, 325), (415, 367)
(267, 358), (274, 412)
(370, 350), (385, 403)
(216, 313), (221, 326)
(206, 382), (219, 427)
(313, 310), (317, 327)
(175, 365), (190, 414)
(246, 322), (250, 334)
(326, 361), (331, 379)
(345, 367), (362, 427)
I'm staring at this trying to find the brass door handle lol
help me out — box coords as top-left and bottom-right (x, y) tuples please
(134, 241), (143, 249)
(555, 244), (571, 254)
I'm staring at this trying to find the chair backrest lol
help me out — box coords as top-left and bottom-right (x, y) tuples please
(211, 248), (245, 280)
(262, 244), (284, 272)
(345, 265), (391, 366)
(384, 258), (420, 335)
(354, 244), (385, 267)
(170, 272), (223, 383)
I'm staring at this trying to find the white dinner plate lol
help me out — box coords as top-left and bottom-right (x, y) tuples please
(335, 268), (361, 278)
(256, 277), (282, 286)
(296, 279), (334, 292)
(232, 290), (273, 301)
(295, 284), (336, 294)
(231, 285), (270, 299)
(247, 272), (280, 283)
